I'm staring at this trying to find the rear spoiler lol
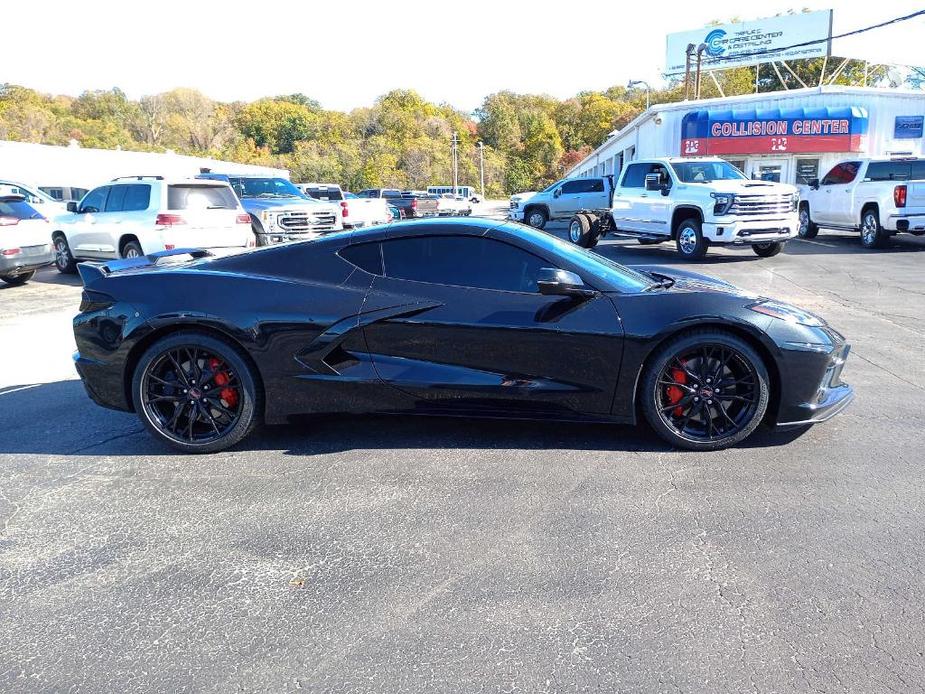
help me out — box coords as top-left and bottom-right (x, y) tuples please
(77, 247), (214, 286)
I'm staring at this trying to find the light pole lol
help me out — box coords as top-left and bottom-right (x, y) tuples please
(627, 80), (651, 111)
(476, 140), (485, 200)
(451, 131), (459, 196)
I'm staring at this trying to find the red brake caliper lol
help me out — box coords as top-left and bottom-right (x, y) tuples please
(208, 357), (238, 409)
(666, 363), (688, 416)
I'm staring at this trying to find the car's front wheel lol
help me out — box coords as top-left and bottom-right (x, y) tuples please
(640, 330), (770, 451)
(675, 218), (709, 260)
(132, 332), (261, 453)
(798, 205), (819, 239)
(525, 207), (547, 229)
(1, 271), (35, 286)
(752, 241), (784, 257)
(53, 234), (77, 274)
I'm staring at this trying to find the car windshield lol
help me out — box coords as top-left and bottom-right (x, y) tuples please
(0, 198), (42, 220)
(671, 161), (746, 183)
(227, 177), (306, 199)
(505, 223), (654, 292)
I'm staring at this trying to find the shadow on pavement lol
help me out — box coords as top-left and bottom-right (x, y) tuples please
(0, 379), (812, 458)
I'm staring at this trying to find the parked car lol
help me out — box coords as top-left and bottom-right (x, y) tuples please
(51, 176), (255, 273)
(428, 185), (481, 203)
(0, 179), (68, 217)
(39, 185), (90, 204)
(356, 188), (439, 219)
(197, 173), (342, 245)
(798, 157), (925, 248)
(0, 195), (54, 286)
(435, 193), (472, 216)
(386, 203), (403, 222)
(513, 159), (800, 260)
(298, 183), (390, 229)
(73, 218), (853, 454)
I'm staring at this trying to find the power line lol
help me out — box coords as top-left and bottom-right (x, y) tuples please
(709, 9), (925, 63)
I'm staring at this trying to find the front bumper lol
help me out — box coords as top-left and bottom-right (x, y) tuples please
(0, 244), (55, 275)
(774, 340), (854, 428)
(704, 213), (799, 244)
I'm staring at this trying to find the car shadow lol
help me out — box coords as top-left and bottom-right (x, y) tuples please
(32, 267), (82, 286)
(0, 379), (812, 458)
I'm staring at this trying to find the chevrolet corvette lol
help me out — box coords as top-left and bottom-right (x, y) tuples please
(73, 219), (853, 453)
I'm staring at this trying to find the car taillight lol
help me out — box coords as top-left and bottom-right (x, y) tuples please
(411, 198), (417, 209)
(155, 213), (186, 226)
(164, 244), (175, 250)
(2, 247), (21, 256)
(894, 185), (907, 208)
(79, 289), (115, 313)
(0, 216), (20, 226)
(340, 201), (349, 218)
(236, 213), (251, 224)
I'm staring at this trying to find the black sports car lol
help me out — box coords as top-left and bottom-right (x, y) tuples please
(73, 219), (853, 453)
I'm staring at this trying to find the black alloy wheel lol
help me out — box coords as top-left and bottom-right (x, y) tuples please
(132, 332), (259, 453)
(641, 331), (769, 450)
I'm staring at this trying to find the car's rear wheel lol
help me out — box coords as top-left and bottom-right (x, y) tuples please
(568, 214), (598, 248)
(53, 234), (77, 274)
(752, 241), (784, 257)
(132, 332), (260, 454)
(122, 240), (143, 259)
(641, 330), (770, 451)
(860, 209), (887, 249)
(1, 271), (35, 286)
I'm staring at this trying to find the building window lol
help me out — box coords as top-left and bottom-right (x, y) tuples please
(795, 159), (820, 185)
(724, 159), (747, 175)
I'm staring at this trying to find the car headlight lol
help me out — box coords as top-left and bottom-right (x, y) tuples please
(749, 300), (824, 326)
(791, 192), (800, 211)
(711, 193), (734, 216)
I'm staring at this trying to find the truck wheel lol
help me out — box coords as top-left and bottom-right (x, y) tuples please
(525, 207), (547, 229)
(860, 209), (887, 249)
(798, 205), (818, 239)
(675, 218), (708, 260)
(568, 214), (596, 248)
(752, 241), (784, 257)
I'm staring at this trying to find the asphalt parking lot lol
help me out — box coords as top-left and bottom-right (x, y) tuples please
(2, 224), (925, 692)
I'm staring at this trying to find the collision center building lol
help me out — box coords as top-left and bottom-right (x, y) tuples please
(568, 86), (925, 186)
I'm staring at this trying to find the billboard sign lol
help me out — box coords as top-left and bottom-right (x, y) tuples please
(680, 107), (868, 156)
(665, 11), (833, 75)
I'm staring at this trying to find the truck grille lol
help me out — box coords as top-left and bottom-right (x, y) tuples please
(278, 211), (337, 231)
(729, 195), (793, 216)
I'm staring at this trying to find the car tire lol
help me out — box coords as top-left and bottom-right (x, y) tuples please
(121, 240), (144, 259)
(752, 241), (784, 257)
(798, 205), (819, 239)
(860, 208), (887, 249)
(53, 234), (77, 274)
(525, 207), (547, 229)
(132, 331), (261, 454)
(675, 218), (708, 260)
(1, 271), (35, 286)
(567, 214), (597, 248)
(640, 329), (770, 451)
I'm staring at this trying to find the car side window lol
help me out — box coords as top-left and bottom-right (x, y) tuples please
(561, 180), (584, 195)
(381, 235), (548, 293)
(652, 164), (672, 189)
(80, 186), (109, 213)
(339, 242), (383, 275)
(621, 164), (648, 188)
(586, 179), (605, 193)
(123, 184), (152, 211)
(821, 162), (861, 185)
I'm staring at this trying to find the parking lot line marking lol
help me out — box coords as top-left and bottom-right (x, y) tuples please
(794, 239), (840, 248)
(0, 383), (42, 396)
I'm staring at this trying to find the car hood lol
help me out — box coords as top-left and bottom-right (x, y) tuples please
(630, 265), (761, 299)
(242, 198), (337, 214)
(510, 191), (539, 203)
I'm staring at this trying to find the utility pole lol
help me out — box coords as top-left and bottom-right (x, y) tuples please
(451, 131), (459, 196)
(476, 140), (485, 200)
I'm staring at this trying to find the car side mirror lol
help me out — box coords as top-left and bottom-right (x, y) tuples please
(553, 188), (562, 198)
(644, 174), (662, 192)
(660, 185), (670, 196)
(537, 268), (595, 298)
(66, 201), (79, 213)
(809, 178), (820, 190)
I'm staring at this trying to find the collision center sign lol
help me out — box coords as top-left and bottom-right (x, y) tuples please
(665, 11), (832, 75)
(681, 107), (868, 156)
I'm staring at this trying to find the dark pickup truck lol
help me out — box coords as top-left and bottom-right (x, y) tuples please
(355, 188), (439, 219)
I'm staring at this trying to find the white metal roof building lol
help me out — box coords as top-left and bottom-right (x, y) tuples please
(568, 86), (925, 186)
(0, 140), (288, 192)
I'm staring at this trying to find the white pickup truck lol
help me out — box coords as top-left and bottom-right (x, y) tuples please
(513, 158), (799, 259)
(298, 183), (390, 229)
(798, 158), (925, 248)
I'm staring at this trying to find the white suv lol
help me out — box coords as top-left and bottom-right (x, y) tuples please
(51, 176), (255, 273)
